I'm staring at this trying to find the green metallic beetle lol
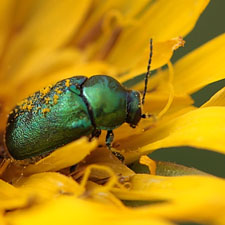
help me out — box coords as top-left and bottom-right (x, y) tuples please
(5, 39), (153, 160)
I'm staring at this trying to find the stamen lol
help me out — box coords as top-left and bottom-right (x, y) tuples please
(80, 164), (123, 192)
(140, 155), (157, 175)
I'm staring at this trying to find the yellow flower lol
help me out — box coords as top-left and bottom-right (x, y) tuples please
(0, 0), (225, 225)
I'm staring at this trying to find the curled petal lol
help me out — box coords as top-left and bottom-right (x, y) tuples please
(156, 33), (225, 94)
(202, 87), (225, 107)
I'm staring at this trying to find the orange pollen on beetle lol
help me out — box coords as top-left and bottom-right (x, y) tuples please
(45, 97), (51, 104)
(42, 108), (50, 114)
(65, 79), (70, 87)
(20, 101), (34, 111)
(56, 89), (62, 94)
(18, 99), (28, 107)
(27, 105), (33, 110)
(12, 113), (17, 119)
(53, 95), (59, 104)
(40, 85), (52, 98)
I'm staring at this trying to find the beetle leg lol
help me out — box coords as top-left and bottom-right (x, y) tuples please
(90, 129), (101, 141)
(106, 130), (124, 162)
(112, 152), (124, 162)
(92, 129), (101, 138)
(106, 130), (114, 149)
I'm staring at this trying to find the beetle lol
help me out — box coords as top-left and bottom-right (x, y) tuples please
(4, 39), (153, 161)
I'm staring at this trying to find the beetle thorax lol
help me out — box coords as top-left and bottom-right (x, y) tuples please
(82, 75), (128, 130)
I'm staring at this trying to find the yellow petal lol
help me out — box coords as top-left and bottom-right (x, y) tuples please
(113, 174), (224, 200)
(5, 196), (174, 225)
(143, 91), (194, 115)
(111, 105), (195, 152)
(117, 107), (225, 163)
(113, 174), (225, 224)
(0, 0), (14, 55)
(74, 0), (151, 47)
(0, 179), (28, 210)
(22, 138), (97, 175)
(0, 172), (83, 211)
(163, 33), (225, 94)
(202, 87), (225, 107)
(107, 0), (209, 70)
(0, 0), (91, 82)
(16, 172), (84, 201)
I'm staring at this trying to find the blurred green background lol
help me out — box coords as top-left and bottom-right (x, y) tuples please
(144, 0), (225, 178)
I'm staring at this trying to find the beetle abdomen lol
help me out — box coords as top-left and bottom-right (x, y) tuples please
(5, 76), (93, 160)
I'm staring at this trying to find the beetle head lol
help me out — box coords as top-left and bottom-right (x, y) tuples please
(126, 90), (142, 128)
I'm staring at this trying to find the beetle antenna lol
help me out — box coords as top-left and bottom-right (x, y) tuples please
(142, 38), (153, 105)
